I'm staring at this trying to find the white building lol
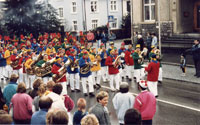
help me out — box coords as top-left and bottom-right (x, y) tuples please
(48, 0), (128, 32)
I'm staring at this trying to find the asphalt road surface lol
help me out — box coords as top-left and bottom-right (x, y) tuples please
(68, 78), (200, 125)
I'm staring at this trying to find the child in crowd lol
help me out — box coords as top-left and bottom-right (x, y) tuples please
(73, 98), (88, 125)
(180, 54), (186, 76)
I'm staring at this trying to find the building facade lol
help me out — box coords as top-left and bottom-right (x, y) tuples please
(132, 0), (200, 38)
(49, 0), (126, 32)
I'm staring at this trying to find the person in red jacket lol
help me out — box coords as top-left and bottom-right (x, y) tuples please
(105, 49), (120, 91)
(125, 44), (134, 81)
(134, 80), (156, 125)
(145, 54), (160, 97)
(51, 57), (67, 95)
(10, 49), (23, 78)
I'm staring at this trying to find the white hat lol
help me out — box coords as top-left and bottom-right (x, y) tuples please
(139, 80), (148, 89)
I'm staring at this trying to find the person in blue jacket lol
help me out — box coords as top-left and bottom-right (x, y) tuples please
(0, 47), (6, 82)
(67, 49), (80, 92)
(79, 51), (94, 97)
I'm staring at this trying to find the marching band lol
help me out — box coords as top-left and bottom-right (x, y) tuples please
(0, 32), (162, 97)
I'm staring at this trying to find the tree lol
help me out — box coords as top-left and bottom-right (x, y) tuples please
(1, 0), (62, 37)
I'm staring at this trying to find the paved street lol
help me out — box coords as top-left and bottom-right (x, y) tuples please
(67, 78), (200, 125)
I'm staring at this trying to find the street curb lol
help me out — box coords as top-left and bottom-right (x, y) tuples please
(163, 77), (200, 85)
(161, 62), (194, 68)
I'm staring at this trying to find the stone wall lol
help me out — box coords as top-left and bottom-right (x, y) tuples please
(133, 21), (173, 39)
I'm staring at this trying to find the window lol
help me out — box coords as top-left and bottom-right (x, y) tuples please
(91, 19), (98, 29)
(72, 2), (77, 13)
(112, 18), (118, 29)
(143, 0), (155, 21)
(91, 0), (98, 12)
(110, 0), (117, 11)
(72, 20), (78, 31)
(58, 8), (63, 17)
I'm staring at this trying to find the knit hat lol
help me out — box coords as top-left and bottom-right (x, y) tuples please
(136, 44), (140, 48)
(121, 42), (125, 46)
(139, 80), (148, 89)
(110, 42), (114, 45)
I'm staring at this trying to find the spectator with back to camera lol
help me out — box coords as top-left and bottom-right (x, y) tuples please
(112, 82), (135, 125)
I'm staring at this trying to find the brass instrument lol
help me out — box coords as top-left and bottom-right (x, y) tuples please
(113, 55), (122, 68)
(35, 58), (56, 77)
(52, 58), (72, 83)
(26, 53), (43, 75)
(70, 59), (79, 71)
(10, 52), (23, 68)
(138, 48), (148, 64)
(80, 64), (91, 74)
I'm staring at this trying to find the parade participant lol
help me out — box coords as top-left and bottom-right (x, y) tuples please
(67, 49), (80, 92)
(105, 49), (121, 91)
(155, 49), (163, 83)
(31, 39), (38, 51)
(125, 44), (134, 81)
(89, 48), (102, 89)
(51, 57), (67, 95)
(148, 46), (156, 62)
(79, 51), (95, 96)
(134, 80), (156, 125)
(99, 43), (108, 82)
(26, 40), (32, 50)
(3, 74), (18, 107)
(36, 54), (53, 83)
(22, 50), (30, 84)
(107, 42), (116, 56)
(10, 49), (23, 76)
(0, 47), (6, 82)
(118, 42), (126, 80)
(90, 91), (111, 125)
(112, 82), (135, 125)
(46, 43), (56, 56)
(4, 45), (13, 78)
(25, 52), (37, 89)
(145, 54), (160, 97)
(132, 44), (143, 84)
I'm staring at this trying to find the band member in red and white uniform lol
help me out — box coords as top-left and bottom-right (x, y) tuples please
(10, 49), (23, 80)
(125, 44), (134, 81)
(145, 54), (160, 97)
(79, 51), (95, 97)
(105, 49), (121, 91)
(67, 49), (80, 92)
(51, 57), (67, 95)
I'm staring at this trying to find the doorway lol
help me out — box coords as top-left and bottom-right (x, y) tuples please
(194, 1), (200, 32)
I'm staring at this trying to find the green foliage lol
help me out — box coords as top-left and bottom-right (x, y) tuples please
(1, 0), (61, 36)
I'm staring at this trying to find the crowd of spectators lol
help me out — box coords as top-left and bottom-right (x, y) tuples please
(0, 73), (156, 125)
